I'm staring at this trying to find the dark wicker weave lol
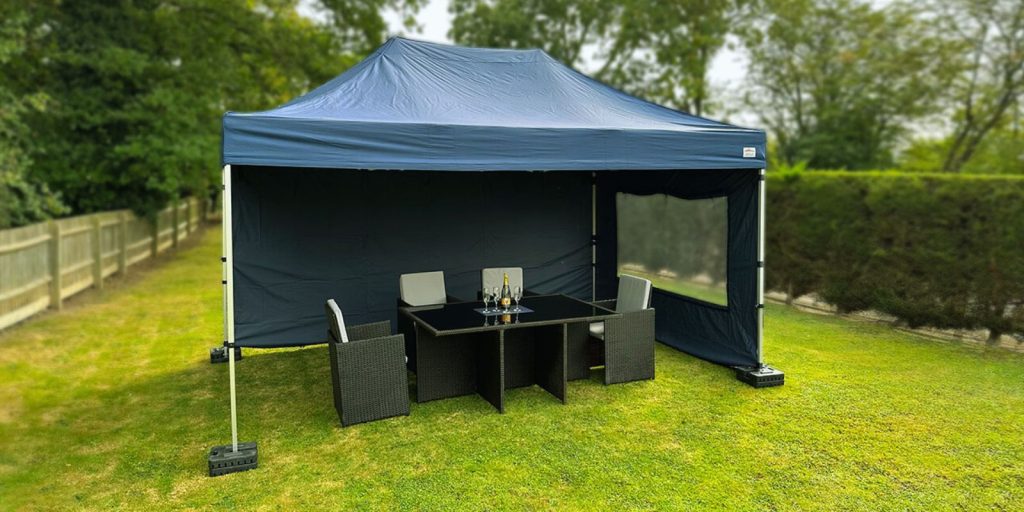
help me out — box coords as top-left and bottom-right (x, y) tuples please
(502, 328), (536, 389)
(475, 330), (505, 412)
(565, 322), (591, 381)
(327, 321), (410, 427)
(412, 324), (479, 403)
(397, 296), (463, 373)
(590, 299), (656, 385)
(533, 324), (567, 402)
(400, 295), (608, 411)
(587, 300), (618, 368)
(345, 320), (391, 341)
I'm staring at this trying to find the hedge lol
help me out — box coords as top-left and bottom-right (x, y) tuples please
(766, 171), (1024, 342)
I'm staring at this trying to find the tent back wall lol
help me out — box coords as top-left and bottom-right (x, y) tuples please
(231, 166), (592, 347)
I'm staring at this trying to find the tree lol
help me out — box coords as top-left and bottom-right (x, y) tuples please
(901, 124), (1024, 175)
(602, 0), (750, 117)
(450, 0), (748, 116)
(740, 0), (956, 169)
(317, 0), (425, 53)
(934, 0), (1024, 172)
(2, 0), (412, 218)
(3, 1), (336, 216)
(0, 4), (66, 228)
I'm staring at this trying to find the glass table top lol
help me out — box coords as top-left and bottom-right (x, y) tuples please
(404, 294), (618, 335)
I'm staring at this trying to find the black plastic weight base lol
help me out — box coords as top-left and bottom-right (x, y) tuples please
(734, 365), (785, 388)
(210, 346), (242, 364)
(208, 441), (258, 477)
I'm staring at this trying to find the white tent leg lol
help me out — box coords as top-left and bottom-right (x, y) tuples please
(223, 164), (238, 452)
(208, 164), (257, 476)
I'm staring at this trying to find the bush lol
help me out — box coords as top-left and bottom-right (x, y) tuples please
(767, 170), (1024, 341)
(0, 170), (68, 229)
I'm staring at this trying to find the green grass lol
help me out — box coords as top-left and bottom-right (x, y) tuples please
(1, 226), (1023, 511)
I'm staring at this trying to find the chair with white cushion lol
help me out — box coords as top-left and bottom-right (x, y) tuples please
(588, 275), (655, 385)
(325, 299), (409, 426)
(399, 271), (459, 307)
(396, 271), (461, 373)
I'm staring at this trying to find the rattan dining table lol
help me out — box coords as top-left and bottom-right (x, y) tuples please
(399, 294), (619, 412)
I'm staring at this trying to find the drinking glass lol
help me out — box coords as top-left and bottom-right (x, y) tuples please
(482, 289), (491, 313)
(493, 286), (503, 311)
(513, 286), (522, 311)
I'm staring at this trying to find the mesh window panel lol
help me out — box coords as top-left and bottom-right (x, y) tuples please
(616, 193), (728, 306)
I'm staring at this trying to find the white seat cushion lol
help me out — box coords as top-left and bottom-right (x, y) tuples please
(400, 271), (447, 306)
(616, 274), (652, 313)
(482, 267), (524, 291)
(325, 299), (349, 343)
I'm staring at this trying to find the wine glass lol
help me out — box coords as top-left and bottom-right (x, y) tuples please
(492, 286), (502, 311)
(481, 288), (491, 313)
(513, 286), (522, 312)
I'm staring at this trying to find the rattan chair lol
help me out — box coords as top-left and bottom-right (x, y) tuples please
(397, 271), (462, 372)
(325, 299), (409, 427)
(589, 275), (656, 385)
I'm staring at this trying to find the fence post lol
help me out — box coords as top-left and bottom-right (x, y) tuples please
(151, 214), (159, 258)
(48, 220), (62, 311)
(185, 199), (192, 237)
(92, 215), (104, 290)
(172, 200), (180, 249)
(118, 211), (128, 275)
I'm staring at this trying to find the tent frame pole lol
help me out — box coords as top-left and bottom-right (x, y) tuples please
(591, 172), (597, 301)
(757, 167), (766, 368)
(223, 164), (238, 451)
(734, 167), (783, 387)
(208, 164), (258, 476)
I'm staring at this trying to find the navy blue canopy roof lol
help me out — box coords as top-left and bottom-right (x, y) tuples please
(222, 37), (766, 171)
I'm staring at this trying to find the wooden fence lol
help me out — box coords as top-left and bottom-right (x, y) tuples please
(0, 197), (209, 332)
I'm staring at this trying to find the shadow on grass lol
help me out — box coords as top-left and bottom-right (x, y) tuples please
(9, 341), (748, 509)
(41, 343), (654, 468)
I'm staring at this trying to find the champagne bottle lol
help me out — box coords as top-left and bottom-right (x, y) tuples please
(500, 273), (512, 310)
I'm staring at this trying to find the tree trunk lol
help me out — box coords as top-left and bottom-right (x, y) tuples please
(986, 328), (1003, 346)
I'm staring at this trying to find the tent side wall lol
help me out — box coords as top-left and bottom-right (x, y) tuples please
(595, 169), (759, 367)
(229, 165), (760, 367)
(230, 166), (593, 347)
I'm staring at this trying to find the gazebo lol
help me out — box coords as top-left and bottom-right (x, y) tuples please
(208, 37), (782, 475)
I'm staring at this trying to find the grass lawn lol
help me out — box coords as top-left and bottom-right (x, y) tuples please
(1, 226), (1022, 511)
